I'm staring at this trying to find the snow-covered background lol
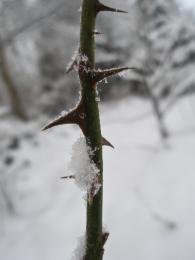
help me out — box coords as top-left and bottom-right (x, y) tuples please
(177, 0), (195, 12)
(1, 95), (195, 260)
(1, 0), (195, 259)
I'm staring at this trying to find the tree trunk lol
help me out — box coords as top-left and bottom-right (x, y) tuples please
(0, 47), (27, 120)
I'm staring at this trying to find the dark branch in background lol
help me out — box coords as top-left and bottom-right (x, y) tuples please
(136, 0), (169, 141)
(0, 47), (27, 120)
(138, 69), (169, 140)
(0, 0), (68, 120)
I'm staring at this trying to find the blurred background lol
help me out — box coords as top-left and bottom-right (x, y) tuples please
(0, 0), (195, 259)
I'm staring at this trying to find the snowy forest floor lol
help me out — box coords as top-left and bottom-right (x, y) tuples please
(0, 95), (195, 260)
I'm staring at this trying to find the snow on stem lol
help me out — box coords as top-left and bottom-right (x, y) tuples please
(68, 137), (101, 203)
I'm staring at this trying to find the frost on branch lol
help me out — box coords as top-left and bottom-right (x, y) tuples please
(66, 50), (89, 74)
(68, 137), (101, 202)
(91, 67), (138, 84)
(71, 235), (86, 260)
(66, 48), (79, 73)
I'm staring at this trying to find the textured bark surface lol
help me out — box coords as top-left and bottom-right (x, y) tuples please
(79, 1), (103, 259)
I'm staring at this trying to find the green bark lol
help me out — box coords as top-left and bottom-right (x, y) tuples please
(79, 0), (103, 259)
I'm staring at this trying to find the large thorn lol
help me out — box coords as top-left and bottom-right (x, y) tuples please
(42, 111), (76, 131)
(91, 67), (137, 83)
(42, 101), (85, 131)
(102, 136), (114, 148)
(95, 0), (128, 15)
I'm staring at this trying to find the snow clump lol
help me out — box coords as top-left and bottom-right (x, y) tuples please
(71, 235), (86, 260)
(68, 137), (100, 195)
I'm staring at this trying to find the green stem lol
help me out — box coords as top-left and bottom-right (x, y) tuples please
(79, 0), (103, 259)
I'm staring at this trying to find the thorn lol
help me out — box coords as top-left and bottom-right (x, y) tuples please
(42, 116), (63, 131)
(102, 136), (114, 148)
(66, 48), (79, 74)
(42, 102), (85, 131)
(61, 175), (75, 179)
(92, 30), (104, 35)
(102, 232), (109, 245)
(95, 1), (128, 14)
(91, 67), (137, 83)
(66, 62), (75, 74)
(42, 112), (73, 131)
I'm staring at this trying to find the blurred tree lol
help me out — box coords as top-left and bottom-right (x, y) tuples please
(132, 0), (195, 103)
(0, 0), (80, 118)
(133, 0), (177, 139)
(36, 6), (80, 116)
(125, 0), (195, 138)
(1, 0), (195, 121)
(0, 46), (27, 120)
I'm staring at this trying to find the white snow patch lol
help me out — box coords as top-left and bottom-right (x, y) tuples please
(71, 235), (86, 260)
(73, 53), (89, 73)
(1, 95), (195, 260)
(68, 137), (100, 195)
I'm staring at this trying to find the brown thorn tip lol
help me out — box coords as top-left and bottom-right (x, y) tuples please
(102, 232), (109, 245)
(92, 67), (136, 84)
(95, 1), (128, 14)
(42, 125), (48, 131)
(42, 117), (63, 131)
(42, 113), (73, 131)
(102, 136), (114, 148)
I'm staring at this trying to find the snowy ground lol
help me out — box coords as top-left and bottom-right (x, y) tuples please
(0, 96), (195, 260)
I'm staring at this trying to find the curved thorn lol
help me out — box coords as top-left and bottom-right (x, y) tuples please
(102, 136), (114, 148)
(42, 109), (79, 131)
(42, 116), (67, 131)
(92, 67), (138, 83)
(95, 1), (128, 14)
